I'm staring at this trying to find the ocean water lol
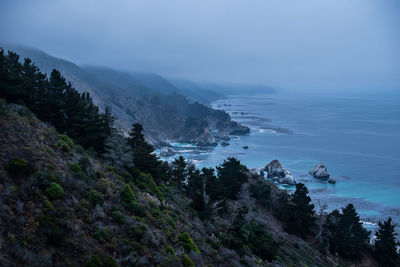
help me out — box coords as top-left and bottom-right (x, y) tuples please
(158, 92), (400, 229)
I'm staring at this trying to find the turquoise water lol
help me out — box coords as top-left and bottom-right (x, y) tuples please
(159, 92), (400, 228)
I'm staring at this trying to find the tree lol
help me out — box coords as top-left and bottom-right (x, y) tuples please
(171, 156), (188, 186)
(324, 204), (370, 260)
(288, 183), (316, 237)
(373, 217), (399, 267)
(216, 157), (248, 200)
(127, 123), (161, 179)
(103, 129), (134, 168)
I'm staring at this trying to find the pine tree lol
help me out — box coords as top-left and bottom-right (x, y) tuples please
(373, 217), (399, 267)
(127, 123), (161, 179)
(171, 156), (188, 187)
(287, 183), (316, 237)
(324, 204), (370, 260)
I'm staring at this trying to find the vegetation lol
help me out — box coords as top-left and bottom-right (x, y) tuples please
(373, 217), (399, 266)
(0, 49), (396, 266)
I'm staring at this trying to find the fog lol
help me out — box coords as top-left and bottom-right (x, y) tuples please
(1, 0), (399, 92)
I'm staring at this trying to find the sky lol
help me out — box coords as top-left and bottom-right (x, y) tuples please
(1, 0), (399, 92)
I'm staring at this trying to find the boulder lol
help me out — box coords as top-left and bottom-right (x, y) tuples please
(310, 163), (330, 178)
(328, 178), (336, 184)
(279, 170), (296, 185)
(264, 159), (285, 178)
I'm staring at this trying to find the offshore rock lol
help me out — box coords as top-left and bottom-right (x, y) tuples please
(310, 163), (330, 178)
(264, 159), (285, 178)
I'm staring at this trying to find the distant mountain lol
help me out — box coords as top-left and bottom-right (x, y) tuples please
(0, 44), (248, 146)
(167, 77), (224, 104)
(198, 81), (277, 95)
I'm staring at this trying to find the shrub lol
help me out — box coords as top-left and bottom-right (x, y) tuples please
(165, 245), (175, 255)
(93, 227), (110, 243)
(58, 134), (74, 147)
(127, 201), (147, 217)
(182, 254), (195, 267)
(69, 163), (82, 174)
(5, 158), (35, 177)
(129, 224), (146, 240)
(121, 184), (136, 205)
(249, 181), (271, 205)
(87, 189), (104, 206)
(84, 253), (117, 267)
(45, 182), (64, 200)
(112, 210), (125, 224)
(179, 232), (200, 254)
(43, 199), (54, 211)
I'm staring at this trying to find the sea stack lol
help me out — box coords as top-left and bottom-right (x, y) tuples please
(264, 159), (285, 178)
(310, 163), (330, 178)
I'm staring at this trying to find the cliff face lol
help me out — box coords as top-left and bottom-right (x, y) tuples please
(0, 102), (336, 266)
(0, 45), (248, 146)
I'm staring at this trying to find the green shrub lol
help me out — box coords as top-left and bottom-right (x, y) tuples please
(69, 163), (82, 174)
(121, 184), (136, 205)
(127, 201), (147, 217)
(93, 227), (110, 243)
(43, 199), (54, 211)
(179, 232), (200, 254)
(45, 182), (64, 200)
(84, 253), (118, 267)
(112, 210), (125, 224)
(58, 134), (74, 147)
(129, 169), (165, 201)
(165, 245), (175, 256)
(87, 189), (104, 206)
(182, 254), (195, 267)
(129, 223), (146, 239)
(5, 157), (35, 177)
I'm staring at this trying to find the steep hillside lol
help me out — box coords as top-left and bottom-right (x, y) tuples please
(0, 102), (339, 266)
(0, 45), (247, 146)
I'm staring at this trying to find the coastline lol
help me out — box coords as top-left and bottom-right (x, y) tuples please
(156, 92), (400, 233)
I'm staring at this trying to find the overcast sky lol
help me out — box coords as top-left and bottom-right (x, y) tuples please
(1, 0), (399, 92)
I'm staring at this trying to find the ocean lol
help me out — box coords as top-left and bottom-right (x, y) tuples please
(158, 91), (400, 230)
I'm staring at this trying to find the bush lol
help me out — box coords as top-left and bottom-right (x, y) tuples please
(112, 210), (125, 224)
(87, 189), (104, 206)
(58, 134), (74, 147)
(249, 181), (271, 205)
(129, 223), (146, 240)
(5, 157), (35, 177)
(69, 163), (82, 174)
(84, 253), (117, 267)
(127, 201), (147, 217)
(92, 227), (110, 243)
(121, 184), (136, 205)
(45, 182), (64, 200)
(182, 254), (195, 267)
(165, 245), (175, 255)
(179, 232), (200, 254)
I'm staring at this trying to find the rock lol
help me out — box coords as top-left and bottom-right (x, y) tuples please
(243, 145), (249, 149)
(221, 141), (230, 146)
(277, 170), (296, 185)
(264, 159), (285, 178)
(160, 147), (175, 157)
(310, 163), (330, 178)
(328, 178), (336, 184)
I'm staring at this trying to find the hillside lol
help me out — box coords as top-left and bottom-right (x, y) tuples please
(0, 101), (338, 266)
(0, 45), (247, 146)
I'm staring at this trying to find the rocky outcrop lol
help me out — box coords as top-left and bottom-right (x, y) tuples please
(310, 163), (330, 178)
(328, 178), (336, 184)
(264, 159), (285, 178)
(263, 160), (296, 185)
